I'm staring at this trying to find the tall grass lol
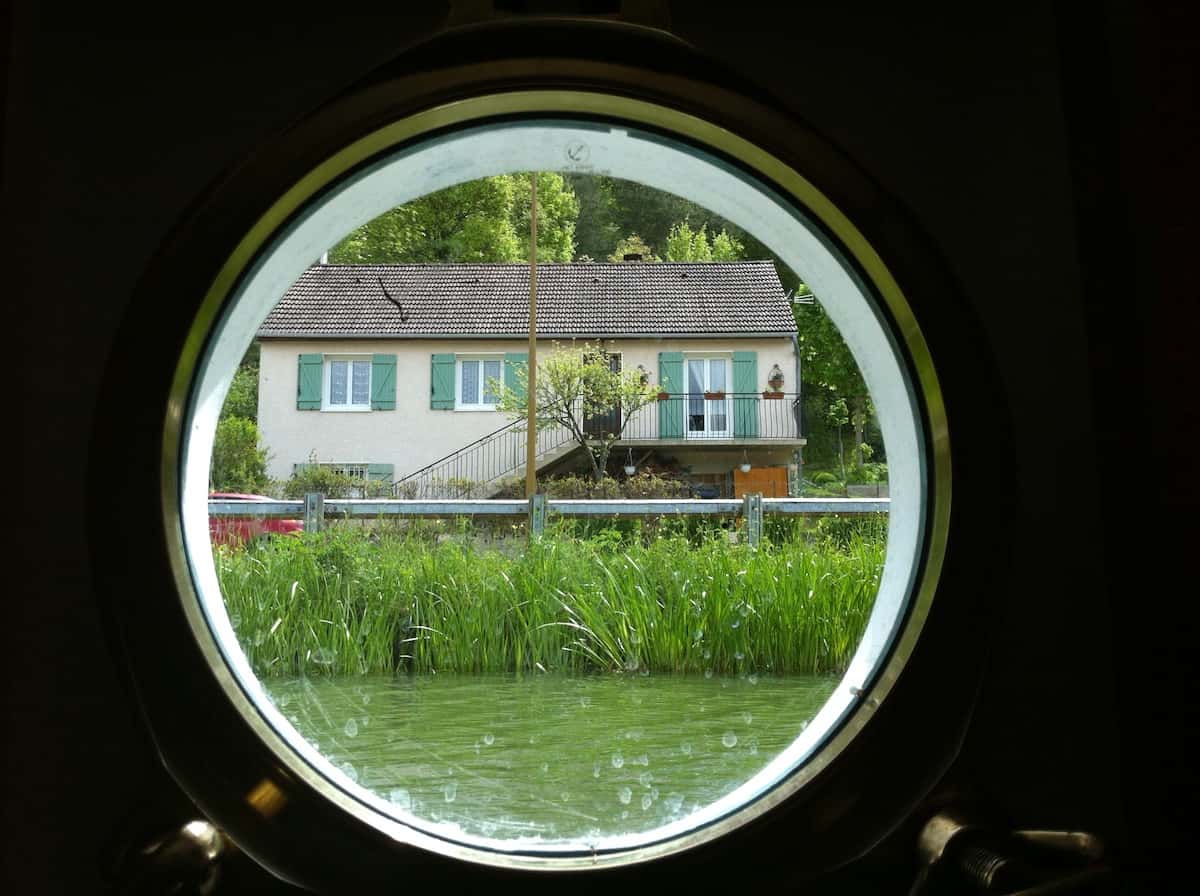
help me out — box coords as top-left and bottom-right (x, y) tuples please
(216, 519), (885, 678)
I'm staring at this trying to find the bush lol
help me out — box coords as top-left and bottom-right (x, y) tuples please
(210, 417), (269, 493)
(281, 458), (392, 499)
(844, 461), (888, 485)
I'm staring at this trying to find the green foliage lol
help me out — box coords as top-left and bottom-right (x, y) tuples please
(664, 220), (745, 262)
(218, 521), (885, 677)
(607, 233), (661, 262)
(220, 362), (258, 422)
(328, 173), (577, 264)
(211, 417), (270, 493)
(281, 455), (392, 499)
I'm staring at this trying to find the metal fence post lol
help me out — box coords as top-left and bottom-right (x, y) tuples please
(304, 492), (324, 533)
(528, 493), (547, 539)
(743, 491), (763, 546)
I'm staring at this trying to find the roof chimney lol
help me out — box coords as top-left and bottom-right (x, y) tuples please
(623, 253), (643, 262)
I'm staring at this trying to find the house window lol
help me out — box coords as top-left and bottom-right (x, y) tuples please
(456, 356), (503, 410)
(324, 356), (372, 410)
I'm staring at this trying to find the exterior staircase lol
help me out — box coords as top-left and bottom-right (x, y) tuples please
(392, 408), (581, 498)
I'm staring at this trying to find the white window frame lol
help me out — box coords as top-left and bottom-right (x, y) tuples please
(454, 354), (504, 411)
(684, 351), (733, 439)
(322, 355), (373, 411)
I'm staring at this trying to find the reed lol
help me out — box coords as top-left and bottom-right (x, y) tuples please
(216, 519), (885, 678)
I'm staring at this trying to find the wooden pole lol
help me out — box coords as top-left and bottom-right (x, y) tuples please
(525, 173), (539, 499)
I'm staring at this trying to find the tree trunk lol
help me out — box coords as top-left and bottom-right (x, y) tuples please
(851, 394), (867, 468)
(591, 442), (613, 481)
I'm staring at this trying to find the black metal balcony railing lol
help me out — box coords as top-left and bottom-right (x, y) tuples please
(607, 392), (803, 442)
(392, 393), (803, 499)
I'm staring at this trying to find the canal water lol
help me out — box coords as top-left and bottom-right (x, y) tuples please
(263, 672), (838, 845)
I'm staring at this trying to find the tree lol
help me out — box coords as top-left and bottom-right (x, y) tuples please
(794, 293), (874, 470)
(327, 173), (578, 264)
(494, 341), (659, 482)
(562, 173), (621, 260)
(210, 417), (270, 493)
(221, 362), (258, 421)
(664, 220), (745, 262)
(608, 233), (661, 262)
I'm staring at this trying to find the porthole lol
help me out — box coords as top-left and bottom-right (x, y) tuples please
(87, 41), (985, 886)
(169, 92), (947, 871)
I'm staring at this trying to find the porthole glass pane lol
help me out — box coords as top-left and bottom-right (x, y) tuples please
(182, 111), (935, 864)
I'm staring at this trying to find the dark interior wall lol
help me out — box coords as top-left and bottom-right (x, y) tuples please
(6, 3), (1195, 892)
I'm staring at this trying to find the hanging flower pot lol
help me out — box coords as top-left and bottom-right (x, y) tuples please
(657, 390), (671, 401)
(703, 390), (726, 400)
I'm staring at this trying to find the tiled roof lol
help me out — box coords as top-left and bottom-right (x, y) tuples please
(256, 261), (796, 338)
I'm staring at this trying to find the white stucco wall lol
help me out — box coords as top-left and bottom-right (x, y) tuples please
(257, 336), (798, 483)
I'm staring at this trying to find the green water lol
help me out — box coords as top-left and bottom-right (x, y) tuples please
(264, 672), (838, 844)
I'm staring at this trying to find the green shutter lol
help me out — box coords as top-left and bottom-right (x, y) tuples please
(431, 353), (455, 409)
(367, 463), (394, 482)
(504, 352), (528, 405)
(371, 354), (396, 410)
(733, 351), (759, 437)
(658, 351), (684, 438)
(297, 354), (323, 409)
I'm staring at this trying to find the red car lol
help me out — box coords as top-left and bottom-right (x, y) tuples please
(208, 492), (304, 547)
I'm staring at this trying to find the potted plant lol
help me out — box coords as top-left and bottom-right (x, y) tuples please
(767, 364), (785, 389)
(703, 390), (726, 400)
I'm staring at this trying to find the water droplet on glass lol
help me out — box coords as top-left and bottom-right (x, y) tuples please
(630, 631), (642, 645)
(735, 651), (745, 661)
(611, 753), (625, 769)
(641, 794), (653, 811)
(680, 742), (693, 756)
(742, 711), (753, 725)
(666, 793), (685, 814)
(640, 667), (650, 677)
(731, 619), (740, 629)
(593, 761), (602, 778)
(693, 629), (704, 642)
(704, 668), (713, 679)
(313, 647), (335, 665)
(443, 781), (458, 803)
(343, 718), (358, 737)
(703, 648), (712, 660)
(638, 771), (654, 787)
(624, 657), (640, 672)
(389, 788), (412, 810)
(561, 792), (570, 802)
(579, 696), (591, 708)
(339, 762), (359, 783)
(749, 739), (759, 755)
(748, 674), (759, 685)
(253, 630), (266, 646)
(722, 732), (738, 748)
(618, 787), (632, 805)
(483, 733), (495, 746)
(540, 762), (549, 774)
(361, 693), (371, 705)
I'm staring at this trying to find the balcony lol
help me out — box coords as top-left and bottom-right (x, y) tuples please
(587, 392), (806, 446)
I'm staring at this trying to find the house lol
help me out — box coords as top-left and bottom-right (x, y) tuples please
(255, 260), (805, 497)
